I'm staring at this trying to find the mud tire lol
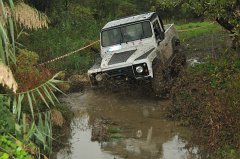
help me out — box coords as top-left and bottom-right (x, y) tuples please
(151, 58), (171, 97)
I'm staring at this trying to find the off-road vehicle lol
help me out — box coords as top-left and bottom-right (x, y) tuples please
(88, 12), (186, 95)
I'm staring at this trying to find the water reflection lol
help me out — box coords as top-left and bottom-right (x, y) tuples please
(56, 90), (199, 159)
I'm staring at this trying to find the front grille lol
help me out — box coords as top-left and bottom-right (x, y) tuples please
(108, 50), (136, 65)
(105, 66), (134, 78)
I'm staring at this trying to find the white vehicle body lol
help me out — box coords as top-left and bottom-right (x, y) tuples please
(88, 12), (180, 86)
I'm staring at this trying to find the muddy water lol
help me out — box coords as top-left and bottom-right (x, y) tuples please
(56, 89), (199, 159)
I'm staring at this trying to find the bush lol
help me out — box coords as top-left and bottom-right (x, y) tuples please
(14, 49), (52, 92)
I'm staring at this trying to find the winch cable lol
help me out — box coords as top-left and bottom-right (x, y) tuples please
(37, 40), (100, 66)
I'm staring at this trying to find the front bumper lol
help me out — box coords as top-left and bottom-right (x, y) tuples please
(89, 63), (150, 86)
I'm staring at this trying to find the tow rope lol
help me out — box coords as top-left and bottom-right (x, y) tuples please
(38, 40), (100, 66)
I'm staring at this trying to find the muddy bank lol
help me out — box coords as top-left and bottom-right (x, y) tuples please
(53, 89), (199, 159)
(168, 30), (240, 158)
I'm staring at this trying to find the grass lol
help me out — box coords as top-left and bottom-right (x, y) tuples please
(176, 22), (222, 42)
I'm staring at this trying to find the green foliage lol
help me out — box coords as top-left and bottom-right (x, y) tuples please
(0, 0), (16, 65)
(155, 0), (240, 43)
(14, 73), (62, 120)
(153, 0), (200, 21)
(89, 0), (138, 20)
(0, 135), (33, 159)
(115, 1), (137, 18)
(15, 49), (52, 91)
(0, 96), (15, 134)
(0, 73), (63, 156)
(0, 1), (66, 158)
(16, 49), (39, 67)
(34, 112), (53, 155)
(215, 146), (240, 159)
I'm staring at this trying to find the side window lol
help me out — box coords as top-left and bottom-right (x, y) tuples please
(153, 20), (164, 41)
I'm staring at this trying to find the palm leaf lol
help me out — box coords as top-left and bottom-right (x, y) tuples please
(36, 88), (50, 109)
(17, 94), (24, 121)
(0, 0), (7, 22)
(48, 82), (66, 95)
(0, 32), (5, 63)
(8, 16), (15, 57)
(12, 95), (17, 114)
(46, 85), (59, 103)
(27, 92), (34, 118)
(42, 85), (55, 106)
(30, 91), (37, 105)
(1, 72), (63, 118)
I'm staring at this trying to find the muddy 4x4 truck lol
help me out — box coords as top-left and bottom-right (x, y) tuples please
(88, 12), (186, 95)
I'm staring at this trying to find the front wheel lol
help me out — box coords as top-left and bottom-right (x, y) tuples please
(151, 58), (172, 97)
(171, 50), (187, 78)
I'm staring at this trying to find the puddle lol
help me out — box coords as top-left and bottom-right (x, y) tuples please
(54, 89), (199, 159)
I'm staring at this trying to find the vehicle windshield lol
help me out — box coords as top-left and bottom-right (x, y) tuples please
(101, 21), (152, 47)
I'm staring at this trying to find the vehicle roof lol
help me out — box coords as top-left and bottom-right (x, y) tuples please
(102, 12), (157, 31)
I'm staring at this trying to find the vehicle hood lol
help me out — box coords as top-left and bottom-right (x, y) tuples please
(101, 45), (155, 69)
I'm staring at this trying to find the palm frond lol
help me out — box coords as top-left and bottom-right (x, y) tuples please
(1, 73), (63, 120)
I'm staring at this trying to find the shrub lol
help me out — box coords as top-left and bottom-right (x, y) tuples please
(0, 135), (33, 159)
(14, 49), (52, 92)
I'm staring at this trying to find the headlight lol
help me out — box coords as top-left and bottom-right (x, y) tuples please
(95, 74), (103, 81)
(136, 66), (143, 73)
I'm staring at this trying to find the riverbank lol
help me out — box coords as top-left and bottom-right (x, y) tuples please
(168, 24), (240, 158)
